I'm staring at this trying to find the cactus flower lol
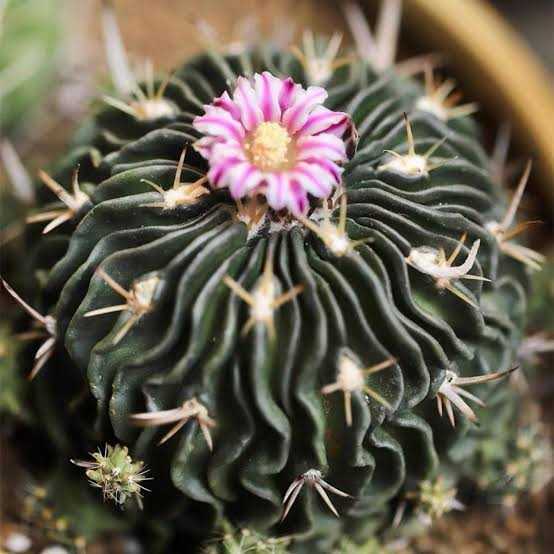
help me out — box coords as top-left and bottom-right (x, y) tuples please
(193, 71), (357, 215)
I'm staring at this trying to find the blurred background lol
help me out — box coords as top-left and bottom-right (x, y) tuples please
(1, 1), (553, 553)
(1, 0), (552, 217)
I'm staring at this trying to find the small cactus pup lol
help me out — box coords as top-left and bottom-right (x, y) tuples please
(71, 444), (150, 509)
(7, 25), (545, 552)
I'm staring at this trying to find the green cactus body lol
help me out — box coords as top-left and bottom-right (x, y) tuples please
(18, 41), (531, 551)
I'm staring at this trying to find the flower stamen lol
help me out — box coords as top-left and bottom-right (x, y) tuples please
(26, 166), (89, 234)
(223, 254), (303, 339)
(84, 269), (158, 345)
(244, 122), (294, 172)
(437, 367), (517, 427)
(321, 353), (396, 426)
(281, 469), (351, 522)
(140, 147), (210, 209)
(129, 397), (216, 449)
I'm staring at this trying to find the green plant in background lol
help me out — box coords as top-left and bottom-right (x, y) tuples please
(2, 2), (551, 553)
(527, 248), (554, 333)
(0, 0), (65, 135)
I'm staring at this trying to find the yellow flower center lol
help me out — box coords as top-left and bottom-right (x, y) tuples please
(244, 122), (294, 172)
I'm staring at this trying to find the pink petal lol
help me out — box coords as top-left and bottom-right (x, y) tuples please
(298, 106), (351, 137)
(296, 134), (347, 162)
(254, 72), (281, 122)
(193, 108), (245, 142)
(288, 179), (310, 215)
(263, 173), (287, 211)
(208, 156), (244, 187)
(210, 140), (246, 159)
(305, 158), (344, 183)
(323, 116), (352, 138)
(292, 162), (336, 197)
(213, 91), (241, 121)
(282, 85), (328, 134)
(278, 77), (297, 113)
(229, 164), (264, 198)
(193, 135), (221, 158)
(233, 76), (264, 131)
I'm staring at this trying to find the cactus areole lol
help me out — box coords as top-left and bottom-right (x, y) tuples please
(17, 39), (535, 552)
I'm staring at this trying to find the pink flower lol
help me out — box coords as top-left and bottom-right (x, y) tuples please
(193, 72), (357, 215)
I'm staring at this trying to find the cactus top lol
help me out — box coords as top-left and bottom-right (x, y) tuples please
(193, 71), (356, 215)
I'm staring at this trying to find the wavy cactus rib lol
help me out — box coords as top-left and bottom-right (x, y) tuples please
(12, 38), (538, 552)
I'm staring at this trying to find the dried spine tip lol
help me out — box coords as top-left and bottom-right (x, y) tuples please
(102, 62), (176, 121)
(298, 193), (370, 257)
(232, 196), (268, 237)
(518, 331), (554, 365)
(436, 367), (518, 427)
(1, 279), (56, 380)
(84, 269), (158, 344)
(0, 139), (34, 204)
(490, 121), (512, 184)
(71, 444), (150, 509)
(416, 65), (478, 122)
(129, 397), (216, 449)
(342, 0), (401, 72)
(406, 232), (490, 308)
(343, 1), (445, 77)
(100, 0), (134, 95)
(26, 166), (89, 234)
(321, 353), (396, 426)
(379, 113), (452, 176)
(189, 14), (260, 56)
(140, 146), (209, 209)
(486, 160), (544, 270)
(281, 469), (352, 521)
(223, 253), (303, 338)
(290, 31), (351, 86)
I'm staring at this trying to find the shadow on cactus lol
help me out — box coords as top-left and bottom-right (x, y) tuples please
(4, 13), (548, 553)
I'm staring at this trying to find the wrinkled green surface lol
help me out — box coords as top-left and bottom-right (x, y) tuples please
(19, 44), (529, 551)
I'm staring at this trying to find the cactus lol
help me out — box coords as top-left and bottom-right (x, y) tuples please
(5, 25), (547, 552)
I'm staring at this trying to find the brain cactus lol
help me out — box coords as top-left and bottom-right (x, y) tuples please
(4, 26), (545, 553)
